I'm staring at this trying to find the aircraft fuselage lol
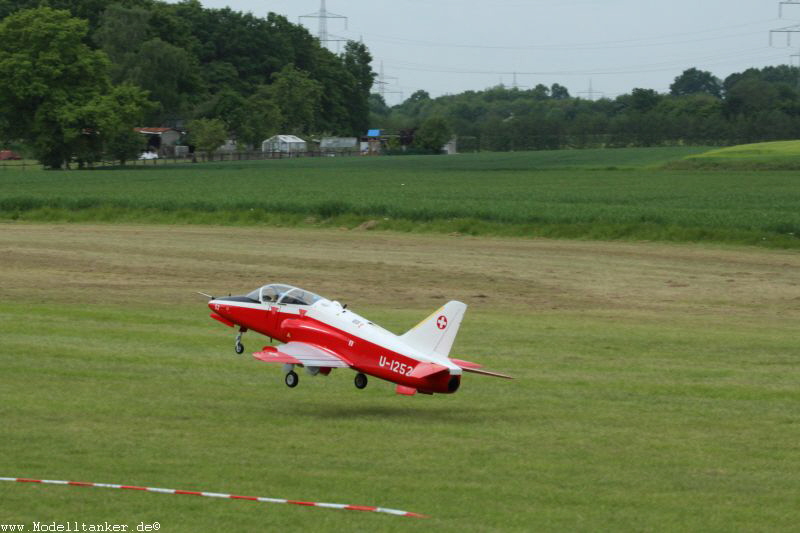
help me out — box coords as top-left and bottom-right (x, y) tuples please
(209, 295), (461, 394)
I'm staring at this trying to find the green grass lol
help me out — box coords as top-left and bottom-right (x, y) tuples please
(2, 223), (798, 531)
(1, 301), (798, 532)
(667, 140), (800, 170)
(0, 147), (799, 248)
(0, 158), (43, 171)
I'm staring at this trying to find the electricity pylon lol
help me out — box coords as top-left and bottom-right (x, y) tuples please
(300, 0), (348, 50)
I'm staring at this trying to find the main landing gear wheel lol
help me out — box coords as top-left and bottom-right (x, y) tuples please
(354, 373), (368, 389)
(285, 371), (299, 388)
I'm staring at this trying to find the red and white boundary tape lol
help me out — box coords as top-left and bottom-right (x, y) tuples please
(0, 477), (425, 518)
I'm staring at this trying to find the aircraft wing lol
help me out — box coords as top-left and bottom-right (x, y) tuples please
(253, 342), (352, 368)
(451, 357), (513, 379)
(462, 367), (513, 379)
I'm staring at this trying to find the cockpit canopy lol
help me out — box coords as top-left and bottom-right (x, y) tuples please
(246, 284), (323, 306)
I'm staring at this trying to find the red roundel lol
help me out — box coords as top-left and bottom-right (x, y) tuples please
(436, 315), (448, 330)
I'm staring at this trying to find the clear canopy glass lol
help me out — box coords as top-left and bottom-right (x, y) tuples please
(246, 284), (322, 306)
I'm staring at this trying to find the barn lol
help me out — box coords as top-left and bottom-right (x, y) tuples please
(134, 128), (182, 156)
(0, 150), (22, 160)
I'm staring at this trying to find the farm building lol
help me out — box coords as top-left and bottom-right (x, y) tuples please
(217, 139), (238, 153)
(262, 135), (307, 154)
(134, 127), (181, 156)
(362, 129), (385, 155)
(442, 137), (458, 155)
(0, 150), (22, 160)
(320, 137), (358, 152)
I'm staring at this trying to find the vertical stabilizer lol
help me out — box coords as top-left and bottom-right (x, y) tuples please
(400, 301), (467, 358)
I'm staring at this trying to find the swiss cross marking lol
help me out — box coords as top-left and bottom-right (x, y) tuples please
(436, 315), (448, 330)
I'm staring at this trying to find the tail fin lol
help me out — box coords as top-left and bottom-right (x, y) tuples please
(400, 301), (467, 358)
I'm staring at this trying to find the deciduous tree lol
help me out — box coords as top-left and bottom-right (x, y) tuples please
(0, 8), (112, 167)
(670, 68), (722, 98)
(268, 65), (322, 134)
(414, 116), (452, 154)
(187, 118), (227, 159)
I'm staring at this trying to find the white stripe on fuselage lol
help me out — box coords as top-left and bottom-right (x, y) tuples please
(211, 298), (461, 374)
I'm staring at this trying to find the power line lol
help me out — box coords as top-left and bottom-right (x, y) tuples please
(339, 19), (778, 52)
(379, 47), (783, 77)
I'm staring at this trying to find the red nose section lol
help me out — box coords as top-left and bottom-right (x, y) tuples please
(210, 312), (235, 328)
(208, 300), (235, 327)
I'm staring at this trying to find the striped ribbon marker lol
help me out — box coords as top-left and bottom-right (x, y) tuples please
(0, 477), (426, 518)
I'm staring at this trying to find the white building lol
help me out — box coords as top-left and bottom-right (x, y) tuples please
(262, 135), (307, 153)
(320, 137), (358, 152)
(442, 137), (458, 155)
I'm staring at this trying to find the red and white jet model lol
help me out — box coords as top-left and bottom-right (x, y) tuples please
(204, 283), (511, 395)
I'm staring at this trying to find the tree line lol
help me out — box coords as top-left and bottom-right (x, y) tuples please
(371, 66), (800, 152)
(3, 0), (798, 167)
(0, 1), (374, 168)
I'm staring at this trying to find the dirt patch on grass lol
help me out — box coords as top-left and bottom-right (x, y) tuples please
(1, 222), (798, 320)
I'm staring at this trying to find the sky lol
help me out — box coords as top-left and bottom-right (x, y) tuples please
(180, 0), (799, 105)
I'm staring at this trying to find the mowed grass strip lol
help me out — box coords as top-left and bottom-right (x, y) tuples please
(1, 147), (798, 247)
(2, 303), (798, 532)
(1, 224), (799, 531)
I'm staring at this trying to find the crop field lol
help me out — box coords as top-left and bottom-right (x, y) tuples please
(1, 146), (799, 248)
(1, 223), (799, 532)
(670, 140), (800, 170)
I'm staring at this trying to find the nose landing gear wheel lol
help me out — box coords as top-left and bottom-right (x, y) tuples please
(354, 373), (368, 389)
(285, 371), (299, 388)
(234, 330), (245, 354)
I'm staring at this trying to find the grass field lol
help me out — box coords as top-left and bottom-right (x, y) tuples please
(1, 223), (799, 532)
(669, 140), (800, 170)
(2, 146), (799, 248)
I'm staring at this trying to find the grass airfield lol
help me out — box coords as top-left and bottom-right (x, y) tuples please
(1, 223), (798, 532)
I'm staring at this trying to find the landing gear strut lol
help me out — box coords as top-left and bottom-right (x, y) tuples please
(234, 329), (245, 354)
(354, 373), (368, 389)
(285, 370), (299, 388)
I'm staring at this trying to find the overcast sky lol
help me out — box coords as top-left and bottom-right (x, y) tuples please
(183, 0), (798, 104)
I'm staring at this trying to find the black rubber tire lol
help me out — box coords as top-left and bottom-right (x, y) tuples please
(354, 373), (368, 389)
(234, 342), (245, 355)
(285, 371), (299, 388)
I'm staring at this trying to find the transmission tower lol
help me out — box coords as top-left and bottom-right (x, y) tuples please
(374, 61), (402, 102)
(769, 23), (800, 47)
(511, 72), (528, 90)
(780, 1), (800, 17)
(299, 0), (348, 50)
(578, 79), (604, 101)
(771, 0), (800, 88)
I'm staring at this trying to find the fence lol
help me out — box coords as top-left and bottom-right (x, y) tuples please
(0, 150), (362, 171)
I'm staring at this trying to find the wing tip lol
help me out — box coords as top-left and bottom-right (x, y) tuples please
(462, 367), (514, 380)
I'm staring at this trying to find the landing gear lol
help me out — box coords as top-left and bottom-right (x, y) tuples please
(234, 329), (245, 354)
(285, 370), (299, 388)
(354, 373), (368, 389)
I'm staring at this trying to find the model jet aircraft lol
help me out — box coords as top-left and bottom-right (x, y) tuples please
(203, 283), (511, 395)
